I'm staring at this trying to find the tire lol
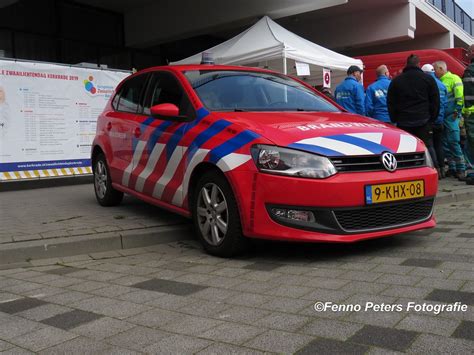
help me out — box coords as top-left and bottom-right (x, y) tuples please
(192, 170), (248, 257)
(93, 153), (124, 207)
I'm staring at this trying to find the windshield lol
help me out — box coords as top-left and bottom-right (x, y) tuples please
(183, 70), (340, 112)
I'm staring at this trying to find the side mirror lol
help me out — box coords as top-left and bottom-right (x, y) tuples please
(150, 103), (179, 118)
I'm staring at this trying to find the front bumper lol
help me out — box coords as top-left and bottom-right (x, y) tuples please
(228, 167), (438, 242)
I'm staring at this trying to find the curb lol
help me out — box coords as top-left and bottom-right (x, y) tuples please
(0, 224), (193, 266)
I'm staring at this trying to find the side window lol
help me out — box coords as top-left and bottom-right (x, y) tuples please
(143, 72), (195, 119)
(116, 74), (148, 113)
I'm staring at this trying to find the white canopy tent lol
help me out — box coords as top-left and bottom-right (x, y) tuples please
(171, 16), (363, 88)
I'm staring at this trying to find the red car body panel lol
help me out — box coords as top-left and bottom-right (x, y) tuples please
(92, 64), (437, 243)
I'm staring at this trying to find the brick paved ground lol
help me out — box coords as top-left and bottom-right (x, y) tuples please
(0, 198), (473, 353)
(0, 178), (473, 246)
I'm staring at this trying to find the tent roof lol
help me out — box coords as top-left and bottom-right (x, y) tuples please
(171, 16), (362, 71)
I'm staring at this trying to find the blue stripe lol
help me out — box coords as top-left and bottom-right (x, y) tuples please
(328, 134), (392, 154)
(209, 130), (260, 164)
(187, 120), (232, 165)
(288, 143), (343, 157)
(365, 186), (373, 204)
(139, 117), (155, 132)
(147, 121), (174, 153)
(165, 107), (210, 160)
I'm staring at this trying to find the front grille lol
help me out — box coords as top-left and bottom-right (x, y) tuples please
(331, 153), (425, 172)
(333, 198), (434, 232)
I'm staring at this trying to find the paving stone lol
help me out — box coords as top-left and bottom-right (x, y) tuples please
(42, 290), (93, 305)
(2, 346), (36, 354)
(254, 312), (310, 332)
(260, 297), (313, 313)
(457, 233), (474, 238)
(408, 334), (474, 354)
(300, 318), (364, 340)
(416, 278), (464, 291)
(400, 258), (442, 267)
(296, 338), (369, 355)
(41, 309), (103, 330)
(44, 267), (83, 275)
(89, 285), (133, 297)
(264, 284), (312, 298)
(126, 308), (184, 328)
(346, 308), (405, 328)
(452, 320), (474, 341)
(191, 287), (239, 302)
(215, 306), (271, 324)
(396, 314), (460, 336)
(16, 304), (71, 321)
(340, 271), (383, 282)
(382, 285), (432, 298)
(143, 334), (212, 354)
(131, 278), (207, 296)
(177, 299), (229, 318)
(242, 262), (282, 272)
(70, 317), (135, 340)
(225, 292), (273, 307)
(197, 342), (266, 355)
(10, 326), (78, 352)
(66, 280), (107, 292)
(0, 297), (48, 314)
(105, 326), (170, 351)
(36, 336), (119, 354)
(160, 314), (224, 336)
(349, 325), (418, 351)
(0, 316), (44, 339)
(244, 329), (312, 353)
(425, 289), (474, 305)
(145, 294), (196, 311)
(199, 322), (264, 344)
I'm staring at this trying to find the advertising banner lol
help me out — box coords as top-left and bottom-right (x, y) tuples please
(0, 60), (129, 181)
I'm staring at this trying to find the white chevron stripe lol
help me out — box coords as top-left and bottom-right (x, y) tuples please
(217, 153), (252, 172)
(346, 132), (383, 144)
(135, 143), (165, 192)
(122, 140), (146, 187)
(172, 148), (210, 206)
(152, 147), (187, 199)
(296, 137), (373, 155)
(397, 134), (418, 153)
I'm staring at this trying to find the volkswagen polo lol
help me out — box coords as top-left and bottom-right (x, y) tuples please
(91, 65), (437, 256)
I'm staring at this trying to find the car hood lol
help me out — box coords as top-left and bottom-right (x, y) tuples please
(216, 111), (425, 156)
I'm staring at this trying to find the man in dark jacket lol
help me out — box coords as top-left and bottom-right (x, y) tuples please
(387, 54), (440, 146)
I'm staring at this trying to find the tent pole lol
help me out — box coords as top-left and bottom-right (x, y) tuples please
(282, 52), (287, 75)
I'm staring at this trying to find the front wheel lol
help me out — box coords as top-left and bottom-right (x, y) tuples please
(93, 153), (123, 206)
(192, 171), (248, 257)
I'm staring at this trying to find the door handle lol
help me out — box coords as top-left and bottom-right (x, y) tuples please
(133, 127), (141, 138)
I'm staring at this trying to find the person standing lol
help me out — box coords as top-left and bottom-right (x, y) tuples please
(433, 60), (466, 181)
(462, 46), (474, 185)
(365, 65), (391, 123)
(334, 65), (365, 115)
(387, 54), (439, 149)
(421, 63), (447, 178)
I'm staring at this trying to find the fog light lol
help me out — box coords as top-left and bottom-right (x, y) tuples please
(271, 208), (315, 222)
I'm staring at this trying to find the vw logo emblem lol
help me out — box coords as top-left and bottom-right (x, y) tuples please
(381, 152), (397, 172)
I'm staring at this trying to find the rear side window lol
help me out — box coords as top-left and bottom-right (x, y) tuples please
(115, 74), (148, 113)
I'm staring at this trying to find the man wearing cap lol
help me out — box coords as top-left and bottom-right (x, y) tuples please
(422, 63), (447, 178)
(365, 65), (391, 123)
(334, 65), (365, 115)
(387, 54), (439, 148)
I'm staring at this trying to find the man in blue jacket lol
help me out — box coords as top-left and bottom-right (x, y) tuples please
(365, 65), (391, 123)
(422, 63), (448, 178)
(335, 65), (365, 115)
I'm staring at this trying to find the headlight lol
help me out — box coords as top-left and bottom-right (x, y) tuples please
(251, 145), (337, 178)
(424, 148), (434, 168)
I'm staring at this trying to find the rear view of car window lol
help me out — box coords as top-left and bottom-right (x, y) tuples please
(183, 70), (340, 113)
(116, 74), (148, 113)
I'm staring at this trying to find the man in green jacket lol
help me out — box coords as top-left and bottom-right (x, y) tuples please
(463, 45), (474, 185)
(434, 61), (466, 181)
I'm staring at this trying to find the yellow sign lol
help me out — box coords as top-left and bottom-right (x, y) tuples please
(365, 180), (424, 204)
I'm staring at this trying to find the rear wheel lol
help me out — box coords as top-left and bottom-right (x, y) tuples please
(93, 153), (123, 206)
(192, 171), (248, 257)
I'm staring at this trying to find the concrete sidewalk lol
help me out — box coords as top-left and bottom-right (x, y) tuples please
(1, 178), (473, 266)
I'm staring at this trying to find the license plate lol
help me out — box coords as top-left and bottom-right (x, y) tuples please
(365, 180), (424, 204)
